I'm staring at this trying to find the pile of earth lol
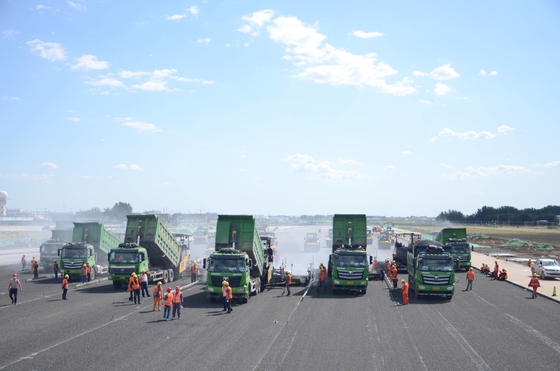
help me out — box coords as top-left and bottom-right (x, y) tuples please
(468, 234), (557, 260)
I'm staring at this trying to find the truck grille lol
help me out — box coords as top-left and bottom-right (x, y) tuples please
(110, 266), (136, 276)
(210, 276), (242, 287)
(421, 274), (450, 285)
(62, 261), (84, 269)
(454, 256), (469, 262)
(337, 269), (364, 280)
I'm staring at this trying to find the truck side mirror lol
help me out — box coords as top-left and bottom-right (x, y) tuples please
(249, 259), (253, 269)
(58, 249), (61, 256)
(107, 253), (111, 261)
(203, 258), (207, 269)
(369, 256), (373, 264)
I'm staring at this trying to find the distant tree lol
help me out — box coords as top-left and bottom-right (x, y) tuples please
(76, 207), (102, 219)
(436, 209), (464, 222)
(111, 202), (133, 221)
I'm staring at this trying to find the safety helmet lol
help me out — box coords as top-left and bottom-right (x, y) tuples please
(157, 281), (162, 285)
(401, 279), (405, 283)
(167, 287), (172, 292)
(23, 254), (25, 257)
(64, 274), (69, 278)
(469, 267), (473, 271)
(54, 259), (57, 262)
(391, 265), (395, 268)
(83, 264), (86, 267)
(374, 259), (378, 262)
(142, 270), (145, 273)
(194, 262), (197, 265)
(13, 273), (17, 277)
(533, 273), (538, 277)
(224, 281), (229, 286)
(33, 256), (35, 259)
(222, 280), (228, 286)
(175, 286), (180, 291)
(495, 260), (498, 263)
(132, 272), (137, 277)
(285, 270), (291, 274)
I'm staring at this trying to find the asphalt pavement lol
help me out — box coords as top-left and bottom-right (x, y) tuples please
(0, 226), (559, 371)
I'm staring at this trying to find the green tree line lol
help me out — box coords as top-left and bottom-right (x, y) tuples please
(75, 202), (133, 221)
(436, 205), (560, 223)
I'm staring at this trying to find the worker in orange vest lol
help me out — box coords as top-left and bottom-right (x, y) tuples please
(222, 281), (231, 312)
(131, 274), (141, 304)
(61, 274), (69, 300)
(225, 282), (233, 313)
(285, 270), (292, 296)
(8, 273), (23, 305)
(21, 255), (26, 271)
(81, 264), (88, 283)
(373, 259), (378, 270)
(319, 263), (327, 293)
(127, 273), (136, 302)
(190, 262), (198, 283)
(172, 285), (183, 320)
(53, 259), (59, 280)
(86, 262), (91, 282)
(492, 260), (499, 280)
(163, 287), (173, 320)
(152, 281), (163, 311)
(31, 257), (39, 279)
(498, 269), (508, 281)
(466, 267), (475, 291)
(528, 273), (540, 298)
(391, 265), (399, 288)
(527, 258), (532, 267)
(401, 279), (409, 305)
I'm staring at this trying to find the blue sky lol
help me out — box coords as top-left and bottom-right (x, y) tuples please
(1, 1), (559, 217)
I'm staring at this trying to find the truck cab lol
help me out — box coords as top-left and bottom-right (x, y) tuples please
(407, 241), (455, 299)
(446, 238), (471, 271)
(59, 242), (96, 280)
(325, 229), (333, 249)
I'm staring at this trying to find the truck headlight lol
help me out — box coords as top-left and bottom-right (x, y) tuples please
(361, 281), (366, 285)
(334, 280), (340, 284)
(447, 286), (453, 291)
(419, 285), (425, 290)
(238, 288), (245, 293)
(208, 287), (214, 292)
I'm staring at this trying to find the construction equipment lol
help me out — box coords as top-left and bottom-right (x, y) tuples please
(260, 231), (279, 260)
(435, 228), (471, 271)
(193, 226), (209, 244)
(304, 232), (320, 253)
(107, 215), (189, 289)
(39, 228), (73, 272)
(325, 228), (333, 249)
(407, 240), (455, 299)
(394, 232), (422, 271)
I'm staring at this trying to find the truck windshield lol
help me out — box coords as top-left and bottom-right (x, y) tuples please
(417, 257), (453, 271)
(451, 244), (470, 253)
(335, 255), (367, 267)
(40, 244), (60, 254)
(109, 252), (139, 264)
(61, 248), (87, 259)
(208, 258), (246, 272)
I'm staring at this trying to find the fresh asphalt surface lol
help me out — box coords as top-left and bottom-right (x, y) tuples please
(1, 227), (560, 371)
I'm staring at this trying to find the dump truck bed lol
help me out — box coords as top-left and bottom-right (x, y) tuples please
(72, 222), (121, 256)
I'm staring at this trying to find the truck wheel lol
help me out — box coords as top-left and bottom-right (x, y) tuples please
(90, 267), (96, 281)
(163, 270), (169, 284)
(113, 281), (122, 290)
(167, 269), (174, 282)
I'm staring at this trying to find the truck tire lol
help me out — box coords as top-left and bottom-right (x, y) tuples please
(167, 269), (174, 282)
(163, 270), (169, 284)
(90, 267), (96, 281)
(113, 281), (122, 290)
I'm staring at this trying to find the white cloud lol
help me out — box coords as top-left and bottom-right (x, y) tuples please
(86, 77), (126, 88)
(67, 117), (81, 122)
(80, 175), (94, 179)
(129, 164), (143, 170)
(27, 39), (66, 61)
(383, 165), (395, 170)
(71, 55), (109, 71)
(239, 12), (415, 96)
(167, 14), (186, 21)
(235, 150), (247, 158)
(439, 163), (452, 168)
(444, 165), (532, 180)
(197, 38), (211, 44)
(283, 153), (368, 180)
(337, 159), (356, 164)
(431, 126), (515, 142)
(131, 80), (170, 91)
(419, 100), (432, 105)
(3, 30), (19, 38)
(162, 182), (171, 186)
(118, 70), (150, 79)
(67, 1), (87, 11)
(401, 150), (412, 155)
(188, 6), (199, 15)
(115, 164), (128, 170)
(122, 120), (162, 133)
(478, 70), (498, 76)
(38, 162), (58, 169)
(434, 82), (451, 97)
(35, 5), (50, 10)
(4, 96), (21, 100)
(414, 64), (460, 80)
(351, 30), (384, 39)
(542, 160), (560, 168)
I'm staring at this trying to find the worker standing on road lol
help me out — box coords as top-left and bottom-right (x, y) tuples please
(373, 259), (378, 270)
(191, 262), (198, 283)
(21, 255), (26, 271)
(391, 265), (399, 289)
(225, 282), (233, 313)
(86, 262), (91, 282)
(285, 270), (292, 296)
(527, 258), (532, 267)
(140, 270), (150, 298)
(131, 274), (141, 305)
(172, 286), (183, 320)
(8, 273), (23, 305)
(401, 279), (409, 305)
(493, 260), (499, 280)
(528, 273), (540, 298)
(53, 259), (59, 280)
(81, 264), (88, 283)
(32, 257), (39, 279)
(163, 287), (173, 320)
(466, 267), (475, 290)
(152, 282), (163, 311)
(319, 263), (327, 293)
(127, 273), (136, 302)
(61, 274), (69, 300)
(222, 281), (229, 311)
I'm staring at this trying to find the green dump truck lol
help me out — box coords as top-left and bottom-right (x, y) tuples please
(435, 227), (471, 271)
(205, 215), (273, 303)
(59, 222), (121, 281)
(328, 214), (371, 295)
(108, 215), (190, 289)
(40, 228), (73, 272)
(325, 229), (333, 249)
(407, 240), (455, 299)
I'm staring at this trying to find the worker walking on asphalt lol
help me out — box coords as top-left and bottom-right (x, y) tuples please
(493, 260), (499, 280)
(61, 274), (69, 300)
(172, 286), (183, 320)
(163, 287), (173, 320)
(8, 273), (23, 305)
(53, 259), (59, 280)
(528, 273), (541, 298)
(190, 262), (198, 283)
(152, 282), (163, 311)
(81, 264), (88, 283)
(319, 263), (327, 293)
(285, 270), (292, 296)
(225, 282), (233, 313)
(466, 267), (475, 290)
(222, 281), (229, 311)
(391, 265), (399, 289)
(127, 273), (136, 302)
(140, 270), (150, 297)
(131, 274), (141, 305)
(401, 279), (409, 305)
(86, 262), (91, 282)
(32, 257), (39, 279)
(21, 255), (26, 271)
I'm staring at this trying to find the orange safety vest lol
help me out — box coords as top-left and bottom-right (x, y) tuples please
(191, 265), (197, 274)
(172, 291), (182, 304)
(127, 276), (135, 292)
(82, 267), (87, 276)
(62, 278), (69, 290)
(222, 286), (228, 297)
(373, 261), (378, 270)
(319, 269), (326, 282)
(467, 271), (475, 281)
(528, 277), (540, 288)
(225, 286), (232, 300)
(401, 282), (409, 296)
(391, 268), (398, 281)
(163, 292), (173, 306)
(286, 274), (292, 285)
(131, 278), (140, 290)
(86, 266), (91, 275)
(494, 264), (499, 273)
(153, 285), (163, 298)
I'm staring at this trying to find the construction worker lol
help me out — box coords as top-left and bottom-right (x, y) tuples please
(528, 273), (541, 298)
(285, 270), (292, 296)
(31, 257), (39, 279)
(391, 265), (399, 289)
(8, 273), (23, 305)
(384, 258), (391, 279)
(222, 281), (229, 312)
(131, 273), (141, 304)
(401, 279), (409, 305)
(492, 260), (499, 280)
(86, 262), (91, 282)
(225, 281), (233, 313)
(466, 267), (475, 290)
(140, 270), (150, 297)
(373, 259), (378, 270)
(319, 263), (327, 293)
(81, 264), (88, 283)
(172, 286), (183, 320)
(127, 273), (136, 301)
(21, 255), (26, 271)
(190, 262), (198, 283)
(61, 274), (69, 300)
(527, 258), (532, 267)
(152, 282), (163, 311)
(498, 269), (508, 281)
(163, 287), (173, 320)
(53, 259), (59, 280)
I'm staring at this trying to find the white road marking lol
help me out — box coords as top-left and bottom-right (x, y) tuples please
(395, 305), (428, 371)
(505, 313), (560, 354)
